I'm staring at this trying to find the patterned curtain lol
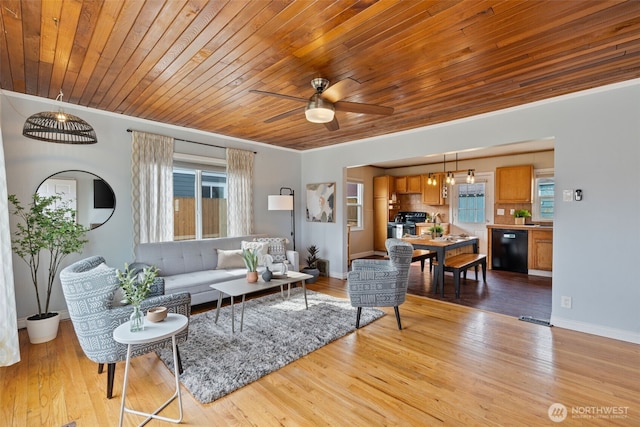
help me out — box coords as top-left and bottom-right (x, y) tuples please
(226, 148), (254, 236)
(0, 118), (20, 366)
(131, 131), (174, 244)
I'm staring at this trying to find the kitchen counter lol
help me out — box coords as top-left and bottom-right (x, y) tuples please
(486, 224), (553, 230)
(487, 224), (553, 276)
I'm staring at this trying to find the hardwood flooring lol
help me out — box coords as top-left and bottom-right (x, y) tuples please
(405, 263), (552, 320)
(1, 277), (638, 426)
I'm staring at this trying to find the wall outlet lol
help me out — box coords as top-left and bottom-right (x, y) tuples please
(497, 208), (505, 215)
(563, 189), (573, 202)
(509, 209), (515, 215)
(561, 296), (572, 309)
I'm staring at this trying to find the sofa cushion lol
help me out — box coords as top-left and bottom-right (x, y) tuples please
(216, 249), (245, 269)
(255, 237), (287, 263)
(164, 269), (247, 296)
(241, 240), (269, 266)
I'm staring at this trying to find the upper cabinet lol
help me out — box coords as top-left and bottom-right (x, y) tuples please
(495, 165), (533, 203)
(374, 175), (395, 199)
(421, 173), (445, 205)
(395, 175), (421, 194)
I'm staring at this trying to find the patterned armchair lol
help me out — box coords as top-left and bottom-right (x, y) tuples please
(59, 256), (191, 398)
(347, 238), (413, 330)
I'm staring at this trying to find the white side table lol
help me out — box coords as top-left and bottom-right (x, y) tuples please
(113, 313), (188, 426)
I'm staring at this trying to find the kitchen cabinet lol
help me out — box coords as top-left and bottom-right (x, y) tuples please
(395, 175), (421, 194)
(528, 229), (553, 271)
(374, 175), (395, 199)
(373, 176), (396, 252)
(495, 165), (533, 203)
(421, 173), (445, 205)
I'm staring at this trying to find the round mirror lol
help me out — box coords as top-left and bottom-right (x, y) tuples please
(36, 170), (116, 230)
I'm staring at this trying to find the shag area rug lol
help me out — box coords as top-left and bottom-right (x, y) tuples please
(157, 288), (384, 404)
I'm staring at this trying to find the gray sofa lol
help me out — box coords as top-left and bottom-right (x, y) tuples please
(134, 235), (299, 305)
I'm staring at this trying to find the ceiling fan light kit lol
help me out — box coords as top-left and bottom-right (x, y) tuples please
(305, 93), (335, 123)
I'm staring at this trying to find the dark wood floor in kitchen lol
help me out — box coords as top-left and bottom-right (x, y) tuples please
(405, 261), (552, 320)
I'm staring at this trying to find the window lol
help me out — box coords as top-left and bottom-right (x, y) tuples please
(456, 182), (486, 223)
(533, 169), (554, 221)
(346, 181), (363, 229)
(173, 166), (227, 241)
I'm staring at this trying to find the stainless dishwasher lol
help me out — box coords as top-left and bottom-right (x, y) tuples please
(491, 229), (528, 273)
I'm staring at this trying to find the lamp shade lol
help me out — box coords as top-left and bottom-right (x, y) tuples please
(23, 111), (97, 144)
(268, 195), (293, 211)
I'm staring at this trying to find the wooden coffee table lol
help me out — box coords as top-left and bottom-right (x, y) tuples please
(210, 271), (313, 332)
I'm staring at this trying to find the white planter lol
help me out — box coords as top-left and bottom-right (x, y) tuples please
(26, 313), (60, 344)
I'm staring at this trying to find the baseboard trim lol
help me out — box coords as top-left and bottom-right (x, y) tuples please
(550, 315), (640, 344)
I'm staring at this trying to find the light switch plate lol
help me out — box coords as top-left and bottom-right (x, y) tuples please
(563, 190), (573, 202)
(497, 208), (505, 215)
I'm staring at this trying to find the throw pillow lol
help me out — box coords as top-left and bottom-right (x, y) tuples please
(255, 237), (287, 263)
(216, 249), (246, 269)
(241, 241), (269, 266)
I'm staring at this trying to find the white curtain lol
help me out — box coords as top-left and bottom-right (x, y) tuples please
(0, 115), (20, 366)
(226, 148), (254, 236)
(131, 131), (174, 244)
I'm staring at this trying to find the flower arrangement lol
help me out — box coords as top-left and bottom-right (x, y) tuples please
(116, 263), (159, 306)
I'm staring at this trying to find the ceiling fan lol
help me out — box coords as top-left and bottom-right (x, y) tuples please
(249, 78), (394, 131)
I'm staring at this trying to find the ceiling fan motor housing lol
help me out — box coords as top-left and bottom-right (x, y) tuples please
(311, 78), (330, 93)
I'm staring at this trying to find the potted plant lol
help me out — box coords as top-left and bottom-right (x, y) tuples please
(429, 224), (444, 238)
(242, 248), (259, 282)
(116, 263), (159, 331)
(8, 193), (89, 344)
(514, 209), (531, 225)
(301, 245), (320, 283)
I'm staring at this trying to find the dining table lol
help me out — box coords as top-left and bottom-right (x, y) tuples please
(400, 235), (479, 294)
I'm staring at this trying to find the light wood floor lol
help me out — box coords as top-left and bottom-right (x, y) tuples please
(2, 276), (638, 426)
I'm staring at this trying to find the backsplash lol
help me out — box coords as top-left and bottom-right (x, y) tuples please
(396, 193), (449, 223)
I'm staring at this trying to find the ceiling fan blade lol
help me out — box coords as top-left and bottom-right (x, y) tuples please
(249, 89), (307, 103)
(334, 101), (394, 115)
(264, 107), (305, 123)
(324, 117), (339, 131)
(321, 78), (360, 103)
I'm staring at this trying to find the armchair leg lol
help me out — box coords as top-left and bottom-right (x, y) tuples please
(98, 363), (104, 374)
(107, 363), (116, 399)
(394, 306), (403, 330)
(355, 307), (362, 329)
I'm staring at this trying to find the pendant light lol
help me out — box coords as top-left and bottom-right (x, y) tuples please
(22, 90), (97, 144)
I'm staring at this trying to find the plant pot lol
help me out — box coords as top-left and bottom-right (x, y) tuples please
(301, 268), (320, 284)
(246, 271), (259, 283)
(515, 217), (525, 225)
(25, 312), (60, 344)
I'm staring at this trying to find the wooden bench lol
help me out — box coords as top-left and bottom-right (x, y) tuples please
(387, 249), (436, 272)
(436, 253), (487, 298)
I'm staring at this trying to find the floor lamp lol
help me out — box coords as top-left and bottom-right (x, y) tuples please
(268, 187), (295, 250)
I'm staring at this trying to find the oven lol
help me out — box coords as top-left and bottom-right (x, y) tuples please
(386, 211), (427, 238)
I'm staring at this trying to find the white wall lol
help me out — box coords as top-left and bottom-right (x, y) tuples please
(299, 80), (640, 343)
(1, 91), (301, 321)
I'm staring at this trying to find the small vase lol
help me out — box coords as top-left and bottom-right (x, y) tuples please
(130, 305), (144, 332)
(246, 271), (258, 283)
(262, 267), (273, 282)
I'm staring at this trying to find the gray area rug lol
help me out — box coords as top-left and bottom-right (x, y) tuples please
(157, 288), (384, 404)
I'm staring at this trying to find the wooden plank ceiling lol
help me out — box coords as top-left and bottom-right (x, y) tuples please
(1, 0), (639, 150)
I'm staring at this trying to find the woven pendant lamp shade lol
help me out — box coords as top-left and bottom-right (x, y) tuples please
(23, 111), (97, 144)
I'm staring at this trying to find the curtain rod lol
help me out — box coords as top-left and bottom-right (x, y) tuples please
(126, 129), (256, 153)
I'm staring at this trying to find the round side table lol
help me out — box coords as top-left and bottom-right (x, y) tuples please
(113, 313), (188, 426)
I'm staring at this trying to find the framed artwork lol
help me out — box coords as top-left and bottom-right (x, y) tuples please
(306, 182), (335, 222)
